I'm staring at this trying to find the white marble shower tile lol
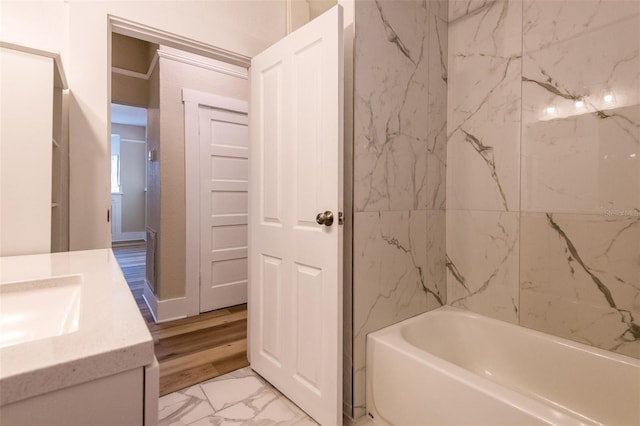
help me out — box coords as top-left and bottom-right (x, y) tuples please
(446, 210), (520, 323)
(520, 212), (640, 359)
(354, 0), (430, 212)
(446, 0), (522, 212)
(426, 210), (447, 304)
(430, 0), (449, 22)
(426, 1), (448, 210)
(522, 0), (640, 57)
(448, 0), (495, 22)
(352, 210), (442, 417)
(521, 105), (640, 214)
(521, 0), (640, 214)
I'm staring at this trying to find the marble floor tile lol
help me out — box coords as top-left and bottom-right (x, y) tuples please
(159, 367), (317, 426)
(158, 384), (215, 426)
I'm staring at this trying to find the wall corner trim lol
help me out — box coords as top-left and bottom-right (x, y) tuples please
(142, 281), (188, 323)
(0, 41), (68, 89)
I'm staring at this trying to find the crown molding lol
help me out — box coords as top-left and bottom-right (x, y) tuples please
(108, 15), (251, 68)
(157, 49), (248, 80)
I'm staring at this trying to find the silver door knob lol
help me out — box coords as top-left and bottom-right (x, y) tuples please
(316, 211), (334, 226)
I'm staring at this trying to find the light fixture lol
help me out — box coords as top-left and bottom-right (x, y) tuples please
(574, 100), (585, 108)
(604, 93), (614, 103)
(546, 106), (557, 115)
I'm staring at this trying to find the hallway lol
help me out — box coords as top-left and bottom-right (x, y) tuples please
(112, 243), (249, 395)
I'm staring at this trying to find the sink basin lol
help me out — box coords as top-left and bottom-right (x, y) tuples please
(0, 274), (83, 348)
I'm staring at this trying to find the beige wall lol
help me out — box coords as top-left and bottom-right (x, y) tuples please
(111, 35), (158, 108)
(112, 33), (153, 74)
(0, 1), (68, 59)
(0, 0), (287, 251)
(112, 72), (149, 107)
(157, 46), (248, 300)
(120, 140), (145, 233)
(288, 0), (337, 32)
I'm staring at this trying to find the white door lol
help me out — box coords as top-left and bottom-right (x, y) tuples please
(249, 6), (343, 426)
(199, 105), (249, 312)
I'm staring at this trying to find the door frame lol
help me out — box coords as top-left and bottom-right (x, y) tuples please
(184, 88), (249, 316)
(108, 17), (252, 322)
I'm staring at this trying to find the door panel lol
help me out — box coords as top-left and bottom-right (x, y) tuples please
(211, 225), (247, 250)
(249, 6), (343, 425)
(260, 254), (283, 365)
(260, 64), (284, 225)
(295, 262), (323, 390)
(210, 192), (247, 214)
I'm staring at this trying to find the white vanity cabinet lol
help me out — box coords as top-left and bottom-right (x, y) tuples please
(0, 365), (158, 426)
(0, 250), (158, 426)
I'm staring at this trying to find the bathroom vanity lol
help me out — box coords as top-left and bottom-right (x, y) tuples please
(0, 249), (158, 425)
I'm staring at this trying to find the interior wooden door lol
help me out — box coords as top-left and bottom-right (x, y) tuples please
(248, 6), (344, 425)
(199, 104), (249, 313)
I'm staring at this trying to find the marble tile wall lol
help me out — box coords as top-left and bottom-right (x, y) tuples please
(446, 0), (522, 323)
(446, 0), (639, 360)
(351, 0), (448, 420)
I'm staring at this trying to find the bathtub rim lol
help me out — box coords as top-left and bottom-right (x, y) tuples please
(366, 305), (640, 426)
(371, 305), (640, 368)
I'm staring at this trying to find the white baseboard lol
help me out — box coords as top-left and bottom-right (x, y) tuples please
(113, 231), (146, 242)
(142, 279), (188, 323)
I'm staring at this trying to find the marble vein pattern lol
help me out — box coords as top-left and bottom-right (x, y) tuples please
(351, 0), (448, 419)
(446, 210), (520, 323)
(427, 0), (449, 210)
(354, 0), (431, 212)
(158, 368), (317, 426)
(520, 213), (640, 359)
(446, 0), (522, 212)
(448, 0), (497, 23)
(521, 0), (640, 214)
(353, 210), (443, 418)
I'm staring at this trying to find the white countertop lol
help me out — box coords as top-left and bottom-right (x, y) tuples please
(0, 249), (154, 406)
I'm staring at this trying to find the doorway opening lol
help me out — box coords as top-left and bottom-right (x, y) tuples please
(110, 28), (251, 395)
(110, 103), (147, 245)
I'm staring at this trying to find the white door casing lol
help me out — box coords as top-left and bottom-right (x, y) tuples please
(248, 6), (343, 426)
(199, 105), (249, 313)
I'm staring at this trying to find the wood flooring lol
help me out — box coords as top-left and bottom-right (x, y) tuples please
(112, 242), (249, 396)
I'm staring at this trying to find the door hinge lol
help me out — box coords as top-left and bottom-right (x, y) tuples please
(107, 208), (110, 223)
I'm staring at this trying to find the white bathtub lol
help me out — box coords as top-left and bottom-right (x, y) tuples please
(366, 306), (640, 426)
